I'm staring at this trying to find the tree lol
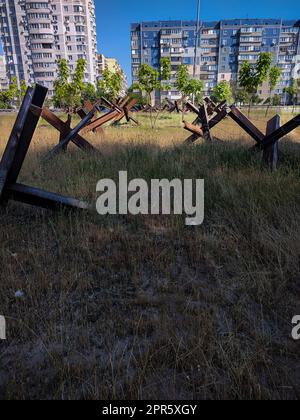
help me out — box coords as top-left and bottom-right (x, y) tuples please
(73, 58), (86, 92)
(239, 52), (273, 114)
(53, 59), (70, 109)
(175, 64), (189, 98)
(175, 64), (204, 103)
(0, 89), (13, 109)
(97, 68), (123, 101)
(159, 57), (172, 94)
(126, 90), (148, 107)
(53, 58), (87, 112)
(211, 81), (233, 103)
(266, 66), (281, 115)
(251, 94), (263, 105)
(234, 88), (251, 106)
(132, 64), (160, 98)
(0, 76), (27, 109)
(284, 78), (300, 111)
(185, 79), (204, 104)
(82, 83), (97, 103)
(19, 80), (28, 102)
(131, 59), (172, 128)
(272, 94), (282, 107)
(296, 79), (300, 104)
(160, 57), (172, 83)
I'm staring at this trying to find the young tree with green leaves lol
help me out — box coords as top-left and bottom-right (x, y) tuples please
(175, 64), (189, 98)
(272, 94), (282, 107)
(160, 57), (172, 83)
(239, 52), (273, 114)
(284, 79), (300, 110)
(97, 68), (123, 101)
(131, 63), (160, 128)
(0, 76), (27, 109)
(175, 64), (204, 104)
(0, 88), (14, 109)
(53, 58), (87, 112)
(18, 79), (28, 104)
(82, 83), (97, 103)
(296, 78), (300, 104)
(265, 66), (281, 115)
(159, 57), (172, 98)
(131, 58), (172, 128)
(53, 59), (70, 109)
(211, 81), (233, 103)
(234, 88), (251, 106)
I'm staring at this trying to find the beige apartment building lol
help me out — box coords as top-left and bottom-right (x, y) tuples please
(0, 0), (98, 96)
(97, 53), (128, 96)
(0, 55), (8, 90)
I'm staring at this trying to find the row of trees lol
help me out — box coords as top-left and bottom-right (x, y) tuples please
(132, 53), (300, 111)
(0, 58), (125, 111)
(129, 57), (203, 127)
(53, 58), (125, 111)
(0, 54), (299, 112)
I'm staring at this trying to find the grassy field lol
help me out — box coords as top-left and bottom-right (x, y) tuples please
(0, 109), (300, 400)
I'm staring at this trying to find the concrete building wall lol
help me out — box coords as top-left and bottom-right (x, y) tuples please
(0, 0), (98, 95)
(131, 19), (300, 103)
(0, 55), (8, 90)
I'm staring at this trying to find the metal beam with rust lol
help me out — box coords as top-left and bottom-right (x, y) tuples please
(184, 101), (228, 144)
(184, 122), (204, 139)
(44, 106), (99, 160)
(227, 105), (300, 169)
(199, 103), (212, 142)
(228, 106), (265, 144)
(77, 100), (104, 134)
(30, 106), (96, 152)
(0, 85), (48, 203)
(7, 183), (91, 211)
(111, 98), (139, 125)
(261, 113), (300, 149)
(80, 109), (120, 134)
(263, 115), (280, 170)
(0, 84), (90, 212)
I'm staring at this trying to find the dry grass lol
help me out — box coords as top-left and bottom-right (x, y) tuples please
(0, 110), (300, 400)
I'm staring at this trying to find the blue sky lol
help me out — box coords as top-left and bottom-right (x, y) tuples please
(96, 0), (299, 82)
(1, 1), (299, 82)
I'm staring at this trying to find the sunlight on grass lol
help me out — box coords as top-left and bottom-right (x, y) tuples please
(0, 110), (300, 399)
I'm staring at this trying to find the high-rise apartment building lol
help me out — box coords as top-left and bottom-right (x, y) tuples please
(0, 55), (8, 90)
(97, 53), (128, 96)
(131, 19), (300, 102)
(0, 0), (98, 95)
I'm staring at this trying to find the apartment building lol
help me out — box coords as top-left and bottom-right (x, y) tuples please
(97, 53), (128, 96)
(0, 55), (8, 90)
(0, 0), (98, 95)
(131, 19), (300, 102)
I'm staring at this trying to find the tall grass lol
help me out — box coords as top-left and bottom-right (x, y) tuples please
(0, 112), (299, 400)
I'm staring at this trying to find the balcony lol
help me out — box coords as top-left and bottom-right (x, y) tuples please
(240, 37), (262, 44)
(238, 54), (259, 61)
(240, 28), (263, 34)
(280, 37), (296, 44)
